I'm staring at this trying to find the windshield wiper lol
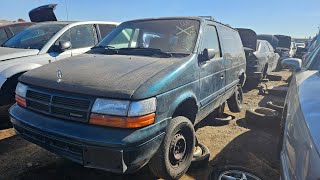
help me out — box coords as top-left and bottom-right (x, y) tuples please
(118, 47), (172, 58)
(91, 45), (115, 49)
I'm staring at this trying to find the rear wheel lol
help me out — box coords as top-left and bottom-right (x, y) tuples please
(149, 116), (195, 179)
(227, 85), (243, 113)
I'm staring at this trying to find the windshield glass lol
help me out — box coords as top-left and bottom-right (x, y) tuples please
(2, 23), (66, 50)
(97, 19), (200, 54)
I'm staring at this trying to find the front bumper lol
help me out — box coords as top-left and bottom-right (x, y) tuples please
(9, 104), (166, 173)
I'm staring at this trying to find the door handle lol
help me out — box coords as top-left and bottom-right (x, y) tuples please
(221, 73), (224, 79)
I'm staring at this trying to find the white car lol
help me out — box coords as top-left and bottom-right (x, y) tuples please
(0, 4), (118, 118)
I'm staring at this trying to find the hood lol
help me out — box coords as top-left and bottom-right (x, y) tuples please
(296, 71), (320, 154)
(20, 53), (184, 99)
(236, 28), (257, 51)
(275, 35), (291, 49)
(257, 34), (279, 49)
(29, 4), (57, 22)
(0, 47), (39, 61)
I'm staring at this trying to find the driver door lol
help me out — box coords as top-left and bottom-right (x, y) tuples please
(199, 24), (225, 109)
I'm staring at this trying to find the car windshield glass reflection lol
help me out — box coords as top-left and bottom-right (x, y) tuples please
(2, 23), (66, 50)
(96, 19), (200, 56)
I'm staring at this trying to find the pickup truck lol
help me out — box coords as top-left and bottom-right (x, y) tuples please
(10, 16), (246, 179)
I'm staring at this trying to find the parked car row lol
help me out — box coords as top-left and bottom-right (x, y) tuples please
(237, 28), (280, 84)
(0, 4), (313, 179)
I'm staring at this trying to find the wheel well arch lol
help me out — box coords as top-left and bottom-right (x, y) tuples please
(1, 72), (26, 91)
(239, 72), (246, 86)
(172, 98), (198, 124)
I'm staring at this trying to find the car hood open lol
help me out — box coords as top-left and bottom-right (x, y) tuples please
(275, 35), (291, 49)
(20, 53), (184, 99)
(0, 47), (39, 61)
(236, 28), (257, 51)
(29, 4), (57, 22)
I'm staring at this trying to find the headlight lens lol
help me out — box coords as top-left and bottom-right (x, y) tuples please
(128, 98), (156, 116)
(15, 83), (28, 98)
(91, 99), (130, 116)
(91, 97), (156, 117)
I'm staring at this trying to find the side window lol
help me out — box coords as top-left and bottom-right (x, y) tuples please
(70, 25), (97, 49)
(202, 25), (221, 58)
(98, 24), (116, 39)
(0, 28), (8, 44)
(109, 28), (133, 48)
(259, 43), (267, 53)
(53, 25), (97, 51)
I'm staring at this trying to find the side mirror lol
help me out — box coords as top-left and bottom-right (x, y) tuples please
(281, 58), (302, 72)
(59, 41), (71, 51)
(201, 48), (217, 62)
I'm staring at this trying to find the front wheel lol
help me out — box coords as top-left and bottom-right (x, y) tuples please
(227, 85), (243, 113)
(149, 116), (195, 180)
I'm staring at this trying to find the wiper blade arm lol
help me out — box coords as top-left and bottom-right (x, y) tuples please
(119, 47), (172, 57)
(91, 45), (115, 49)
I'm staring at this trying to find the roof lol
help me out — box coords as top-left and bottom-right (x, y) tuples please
(32, 21), (119, 26)
(123, 16), (234, 30)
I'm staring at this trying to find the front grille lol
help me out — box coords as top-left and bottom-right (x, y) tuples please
(26, 89), (92, 122)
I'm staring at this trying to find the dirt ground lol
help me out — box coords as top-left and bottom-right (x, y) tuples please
(0, 70), (291, 180)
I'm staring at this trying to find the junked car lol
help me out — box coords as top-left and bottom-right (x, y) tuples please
(0, 16), (118, 119)
(237, 28), (279, 84)
(10, 16), (246, 179)
(280, 44), (320, 180)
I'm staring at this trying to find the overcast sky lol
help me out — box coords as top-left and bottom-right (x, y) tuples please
(1, 0), (318, 38)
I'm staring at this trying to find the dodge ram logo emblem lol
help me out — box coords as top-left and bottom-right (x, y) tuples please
(57, 70), (62, 83)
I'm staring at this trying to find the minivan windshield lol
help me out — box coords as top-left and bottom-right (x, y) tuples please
(2, 23), (66, 50)
(96, 19), (200, 55)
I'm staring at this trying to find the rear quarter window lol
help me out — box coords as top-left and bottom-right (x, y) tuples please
(98, 24), (117, 39)
(218, 26), (244, 57)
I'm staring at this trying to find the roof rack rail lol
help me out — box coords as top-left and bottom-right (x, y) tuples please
(199, 16), (214, 21)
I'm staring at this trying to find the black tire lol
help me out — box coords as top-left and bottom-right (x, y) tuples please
(266, 101), (284, 113)
(210, 165), (261, 180)
(148, 116), (195, 180)
(189, 142), (210, 169)
(227, 85), (243, 113)
(245, 107), (280, 129)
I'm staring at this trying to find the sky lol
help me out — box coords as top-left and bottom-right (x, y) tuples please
(0, 0), (319, 38)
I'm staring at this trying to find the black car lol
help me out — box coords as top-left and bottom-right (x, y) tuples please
(10, 16), (246, 179)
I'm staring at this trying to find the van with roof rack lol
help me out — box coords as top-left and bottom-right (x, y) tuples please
(10, 16), (246, 179)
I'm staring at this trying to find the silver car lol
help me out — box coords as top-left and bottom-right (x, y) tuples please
(280, 44), (320, 180)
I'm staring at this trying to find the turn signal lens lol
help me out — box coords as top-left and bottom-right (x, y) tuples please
(89, 113), (155, 128)
(15, 95), (26, 107)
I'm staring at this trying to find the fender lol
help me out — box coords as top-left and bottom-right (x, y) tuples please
(168, 90), (199, 118)
(0, 63), (42, 88)
(238, 68), (247, 86)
